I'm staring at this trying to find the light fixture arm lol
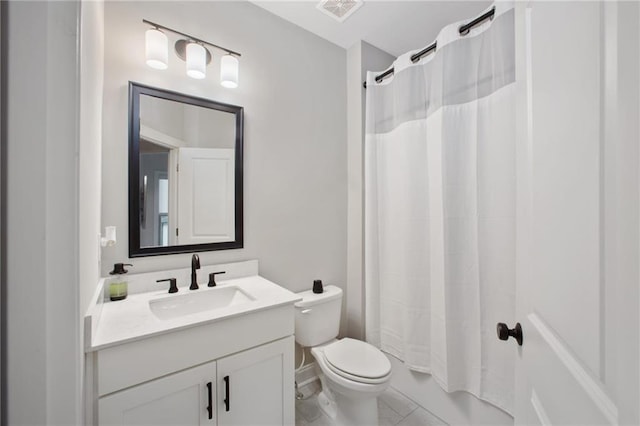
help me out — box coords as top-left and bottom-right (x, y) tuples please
(142, 19), (242, 57)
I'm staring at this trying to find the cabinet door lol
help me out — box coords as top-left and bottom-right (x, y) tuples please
(216, 336), (294, 426)
(99, 361), (217, 426)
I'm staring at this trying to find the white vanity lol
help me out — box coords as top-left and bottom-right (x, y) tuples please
(85, 260), (300, 426)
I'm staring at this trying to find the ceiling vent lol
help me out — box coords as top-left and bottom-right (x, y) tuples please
(316, 0), (363, 23)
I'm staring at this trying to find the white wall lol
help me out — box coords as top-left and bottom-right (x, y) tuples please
(5, 1), (81, 423)
(79, 0), (104, 338)
(139, 94), (185, 142)
(101, 2), (347, 300)
(79, 2), (105, 425)
(139, 96), (236, 149)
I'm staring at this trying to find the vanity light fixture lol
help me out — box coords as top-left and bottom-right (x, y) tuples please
(186, 42), (207, 79)
(145, 27), (168, 70)
(220, 54), (239, 88)
(142, 19), (241, 88)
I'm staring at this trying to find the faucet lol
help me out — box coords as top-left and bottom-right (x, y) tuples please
(190, 254), (200, 290)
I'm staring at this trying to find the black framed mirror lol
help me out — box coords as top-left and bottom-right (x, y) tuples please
(128, 82), (243, 257)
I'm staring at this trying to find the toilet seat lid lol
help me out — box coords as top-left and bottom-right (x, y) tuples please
(323, 338), (391, 379)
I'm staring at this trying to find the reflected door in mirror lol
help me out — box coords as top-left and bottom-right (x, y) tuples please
(177, 147), (235, 245)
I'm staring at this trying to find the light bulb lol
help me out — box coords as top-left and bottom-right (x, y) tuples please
(145, 28), (168, 70)
(220, 54), (239, 88)
(186, 42), (206, 79)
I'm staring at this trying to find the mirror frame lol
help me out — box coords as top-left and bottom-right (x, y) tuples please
(128, 82), (244, 257)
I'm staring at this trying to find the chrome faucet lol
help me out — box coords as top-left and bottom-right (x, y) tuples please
(190, 254), (200, 290)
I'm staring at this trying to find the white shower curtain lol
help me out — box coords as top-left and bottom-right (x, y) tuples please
(364, 3), (516, 414)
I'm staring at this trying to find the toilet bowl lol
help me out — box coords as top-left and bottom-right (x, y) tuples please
(312, 338), (391, 425)
(294, 286), (391, 426)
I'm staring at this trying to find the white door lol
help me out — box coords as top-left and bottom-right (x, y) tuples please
(177, 147), (235, 245)
(512, 2), (638, 424)
(98, 361), (217, 425)
(216, 337), (295, 426)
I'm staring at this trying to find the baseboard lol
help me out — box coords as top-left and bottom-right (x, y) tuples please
(295, 362), (318, 387)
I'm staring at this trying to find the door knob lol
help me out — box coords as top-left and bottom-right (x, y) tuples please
(496, 322), (523, 346)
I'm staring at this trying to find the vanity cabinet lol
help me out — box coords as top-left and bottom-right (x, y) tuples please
(85, 271), (299, 426)
(87, 296), (296, 426)
(97, 337), (293, 426)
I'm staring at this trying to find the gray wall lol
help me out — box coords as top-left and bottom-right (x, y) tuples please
(101, 2), (348, 298)
(346, 41), (394, 341)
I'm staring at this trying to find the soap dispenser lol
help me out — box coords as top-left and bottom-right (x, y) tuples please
(109, 263), (132, 301)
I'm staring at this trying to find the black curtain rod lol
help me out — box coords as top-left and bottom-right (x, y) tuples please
(459, 7), (495, 36)
(363, 7), (495, 89)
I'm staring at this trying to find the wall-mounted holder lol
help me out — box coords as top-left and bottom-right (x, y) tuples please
(101, 226), (117, 247)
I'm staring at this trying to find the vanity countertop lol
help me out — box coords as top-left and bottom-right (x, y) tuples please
(85, 274), (301, 352)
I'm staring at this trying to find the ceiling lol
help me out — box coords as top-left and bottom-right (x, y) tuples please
(250, 0), (492, 57)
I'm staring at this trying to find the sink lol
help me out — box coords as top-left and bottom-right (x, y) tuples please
(149, 285), (255, 320)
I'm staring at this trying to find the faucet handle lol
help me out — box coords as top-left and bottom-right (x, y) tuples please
(207, 271), (226, 287)
(192, 254), (201, 269)
(157, 278), (178, 294)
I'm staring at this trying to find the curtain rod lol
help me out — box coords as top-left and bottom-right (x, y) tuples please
(142, 19), (242, 57)
(363, 7), (495, 89)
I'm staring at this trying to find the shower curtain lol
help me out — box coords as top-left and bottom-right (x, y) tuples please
(364, 3), (516, 414)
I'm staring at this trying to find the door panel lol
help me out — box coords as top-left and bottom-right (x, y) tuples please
(98, 361), (216, 426)
(177, 147), (235, 244)
(514, 2), (625, 424)
(524, 314), (616, 425)
(528, 0), (602, 375)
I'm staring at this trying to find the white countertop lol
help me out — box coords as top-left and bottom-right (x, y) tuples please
(86, 274), (301, 352)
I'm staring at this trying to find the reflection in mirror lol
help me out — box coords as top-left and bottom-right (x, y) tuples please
(139, 95), (237, 248)
(129, 82), (243, 257)
(139, 139), (170, 247)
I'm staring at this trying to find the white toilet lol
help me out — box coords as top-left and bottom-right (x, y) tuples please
(295, 285), (391, 426)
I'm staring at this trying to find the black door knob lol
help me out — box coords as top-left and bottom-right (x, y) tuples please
(496, 322), (523, 346)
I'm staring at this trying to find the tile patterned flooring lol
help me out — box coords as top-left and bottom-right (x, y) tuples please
(295, 382), (447, 426)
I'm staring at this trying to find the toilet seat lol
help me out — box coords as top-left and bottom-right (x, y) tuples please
(321, 338), (391, 385)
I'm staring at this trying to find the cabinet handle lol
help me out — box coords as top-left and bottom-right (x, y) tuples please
(224, 375), (230, 412)
(206, 382), (213, 420)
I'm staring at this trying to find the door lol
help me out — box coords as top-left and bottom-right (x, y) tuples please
(216, 337), (295, 426)
(177, 147), (235, 245)
(512, 2), (638, 424)
(98, 361), (216, 425)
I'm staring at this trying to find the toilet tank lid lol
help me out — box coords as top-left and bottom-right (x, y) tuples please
(294, 285), (342, 308)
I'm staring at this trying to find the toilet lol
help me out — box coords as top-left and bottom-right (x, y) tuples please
(295, 286), (391, 426)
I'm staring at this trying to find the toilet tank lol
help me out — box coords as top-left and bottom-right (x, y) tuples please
(294, 285), (342, 347)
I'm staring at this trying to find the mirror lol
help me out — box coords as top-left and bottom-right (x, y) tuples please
(128, 82), (243, 257)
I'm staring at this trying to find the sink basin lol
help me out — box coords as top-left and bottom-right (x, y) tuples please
(149, 286), (255, 320)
